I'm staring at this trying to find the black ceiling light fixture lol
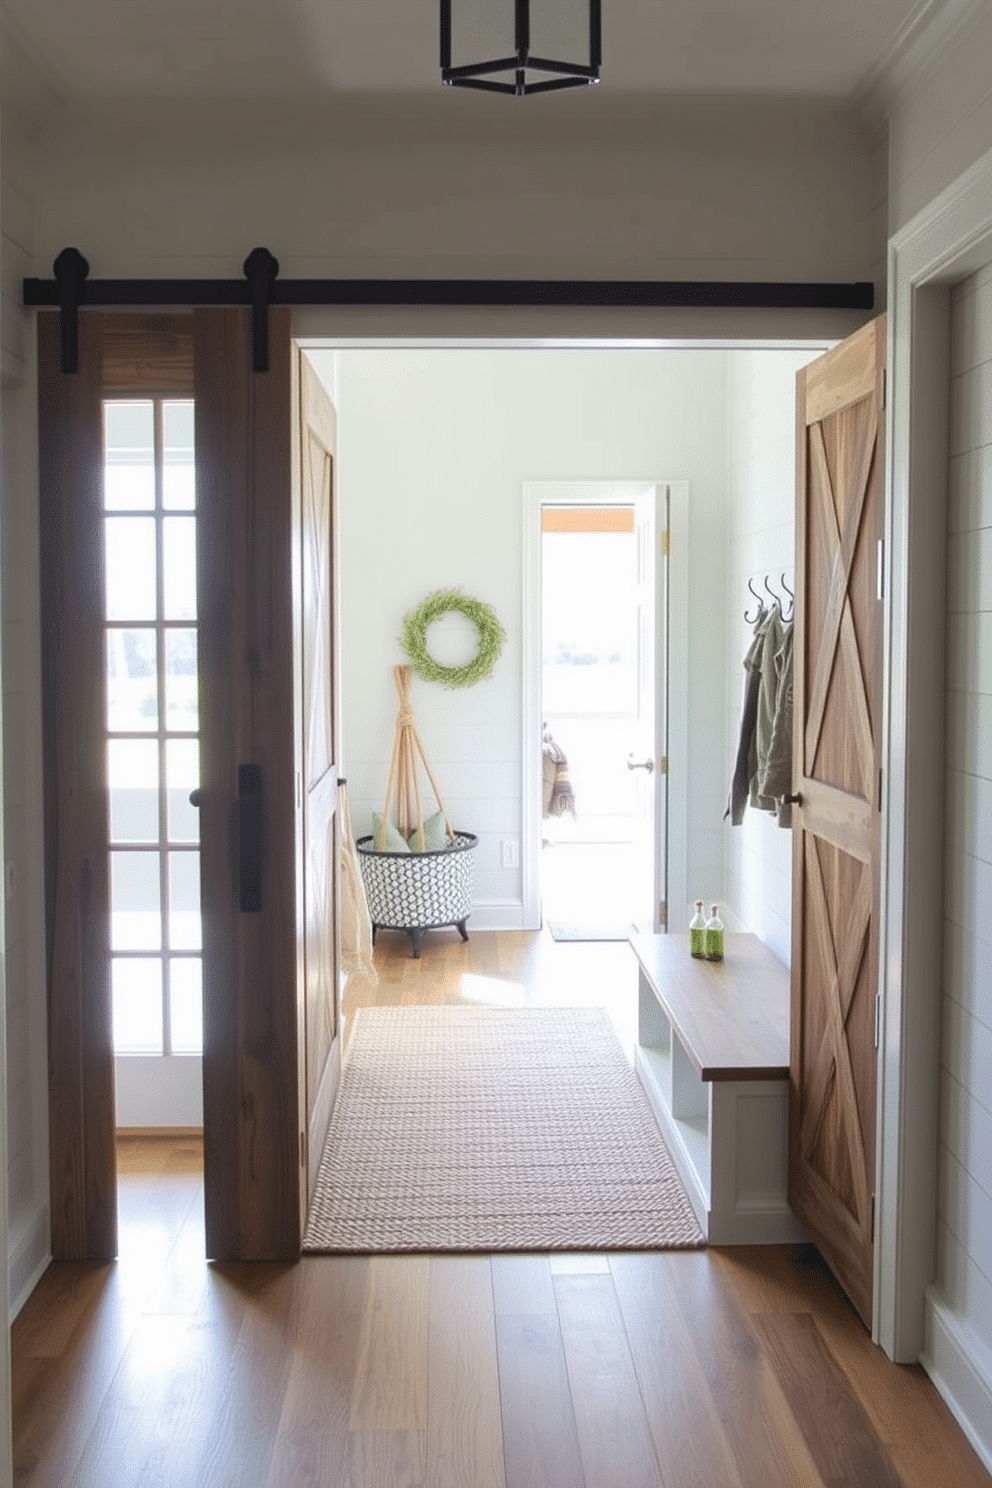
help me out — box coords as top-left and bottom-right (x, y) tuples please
(441, 0), (601, 96)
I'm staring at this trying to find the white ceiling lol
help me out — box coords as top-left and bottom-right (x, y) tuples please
(0, 0), (960, 107)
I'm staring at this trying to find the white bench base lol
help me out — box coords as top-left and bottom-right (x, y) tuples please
(633, 934), (808, 1246)
(636, 1042), (806, 1245)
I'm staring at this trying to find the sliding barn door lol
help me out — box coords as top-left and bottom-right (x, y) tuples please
(195, 308), (302, 1259)
(790, 316), (885, 1329)
(40, 308), (333, 1262)
(293, 352), (343, 1218)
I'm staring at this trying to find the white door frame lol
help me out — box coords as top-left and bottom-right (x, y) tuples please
(521, 480), (688, 933)
(879, 144), (992, 1377)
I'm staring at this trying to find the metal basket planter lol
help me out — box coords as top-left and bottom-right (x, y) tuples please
(356, 831), (478, 958)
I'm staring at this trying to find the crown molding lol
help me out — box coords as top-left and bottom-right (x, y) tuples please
(852, 0), (987, 133)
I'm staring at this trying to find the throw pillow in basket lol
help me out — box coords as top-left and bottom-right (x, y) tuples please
(371, 809), (452, 853)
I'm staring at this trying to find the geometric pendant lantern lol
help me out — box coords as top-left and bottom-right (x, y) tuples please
(441, 0), (601, 96)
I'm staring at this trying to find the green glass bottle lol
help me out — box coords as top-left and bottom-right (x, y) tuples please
(705, 904), (725, 962)
(690, 900), (706, 958)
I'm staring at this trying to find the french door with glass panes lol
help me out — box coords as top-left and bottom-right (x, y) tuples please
(103, 396), (204, 1127)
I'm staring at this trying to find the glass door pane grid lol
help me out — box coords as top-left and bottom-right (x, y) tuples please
(104, 397), (201, 1057)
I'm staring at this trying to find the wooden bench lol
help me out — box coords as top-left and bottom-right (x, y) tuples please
(631, 931), (807, 1245)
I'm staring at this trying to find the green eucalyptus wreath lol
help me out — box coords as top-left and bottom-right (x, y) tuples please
(400, 588), (506, 688)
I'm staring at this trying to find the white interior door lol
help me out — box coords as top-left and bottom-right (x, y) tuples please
(628, 488), (666, 931)
(528, 481), (670, 935)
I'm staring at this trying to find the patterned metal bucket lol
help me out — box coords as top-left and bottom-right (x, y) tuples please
(355, 832), (478, 931)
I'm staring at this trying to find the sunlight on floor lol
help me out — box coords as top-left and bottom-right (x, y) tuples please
(455, 933), (640, 1063)
(457, 971), (525, 1007)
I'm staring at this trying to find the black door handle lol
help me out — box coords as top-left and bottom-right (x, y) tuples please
(238, 764), (263, 913)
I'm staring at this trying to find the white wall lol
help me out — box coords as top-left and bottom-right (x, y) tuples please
(0, 117), (48, 1319)
(329, 346), (730, 928)
(722, 348), (827, 965)
(0, 102), (20, 1483)
(887, 0), (992, 234)
(931, 260), (992, 1439)
(881, 0), (992, 1425)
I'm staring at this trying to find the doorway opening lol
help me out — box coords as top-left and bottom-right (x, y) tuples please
(35, 323), (827, 1277)
(522, 479), (687, 939)
(539, 499), (651, 938)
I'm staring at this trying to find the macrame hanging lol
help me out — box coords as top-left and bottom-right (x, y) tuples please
(376, 665), (456, 850)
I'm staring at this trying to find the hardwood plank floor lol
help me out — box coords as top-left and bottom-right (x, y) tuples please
(346, 926), (640, 1062)
(11, 930), (991, 1486)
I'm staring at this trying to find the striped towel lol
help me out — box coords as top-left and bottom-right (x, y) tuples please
(542, 729), (576, 818)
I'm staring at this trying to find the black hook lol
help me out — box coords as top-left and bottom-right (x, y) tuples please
(53, 247), (90, 374)
(744, 576), (764, 624)
(763, 573), (783, 610)
(780, 572), (794, 621)
(243, 247), (279, 373)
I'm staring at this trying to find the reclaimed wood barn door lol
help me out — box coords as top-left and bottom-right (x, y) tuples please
(38, 310), (117, 1259)
(790, 316), (886, 1329)
(292, 351), (342, 1219)
(195, 307), (308, 1259)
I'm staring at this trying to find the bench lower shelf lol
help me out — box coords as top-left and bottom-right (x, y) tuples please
(632, 931), (808, 1246)
(636, 1043), (807, 1244)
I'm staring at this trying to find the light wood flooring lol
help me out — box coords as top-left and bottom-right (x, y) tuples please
(349, 925), (641, 1057)
(11, 928), (991, 1486)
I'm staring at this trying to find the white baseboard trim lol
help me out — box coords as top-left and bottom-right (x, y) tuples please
(114, 1054), (204, 1128)
(466, 900), (526, 931)
(8, 1199), (50, 1321)
(921, 1287), (992, 1476)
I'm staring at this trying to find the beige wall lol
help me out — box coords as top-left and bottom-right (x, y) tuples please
(26, 94), (874, 287)
(869, 127), (890, 310)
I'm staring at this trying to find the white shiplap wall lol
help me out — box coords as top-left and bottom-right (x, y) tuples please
(331, 347), (730, 929)
(936, 262), (992, 1388)
(0, 118), (49, 1316)
(887, 0), (992, 234)
(723, 347), (827, 966)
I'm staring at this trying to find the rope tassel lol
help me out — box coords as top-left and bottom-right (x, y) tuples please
(376, 666), (455, 850)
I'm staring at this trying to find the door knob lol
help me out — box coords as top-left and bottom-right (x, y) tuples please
(188, 788), (203, 808)
(627, 755), (655, 773)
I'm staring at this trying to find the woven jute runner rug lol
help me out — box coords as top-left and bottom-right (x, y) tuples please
(303, 1004), (704, 1253)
